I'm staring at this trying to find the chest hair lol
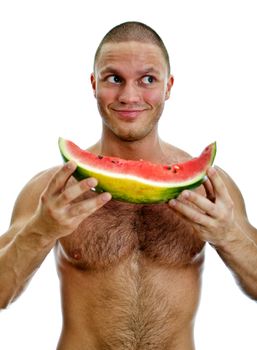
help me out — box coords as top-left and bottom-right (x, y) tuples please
(59, 199), (204, 270)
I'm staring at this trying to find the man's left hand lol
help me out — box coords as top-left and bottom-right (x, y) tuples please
(169, 167), (237, 246)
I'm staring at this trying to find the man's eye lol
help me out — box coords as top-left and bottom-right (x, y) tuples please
(142, 75), (155, 84)
(107, 75), (122, 84)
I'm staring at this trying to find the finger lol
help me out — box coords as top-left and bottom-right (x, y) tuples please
(169, 197), (215, 227)
(67, 192), (112, 217)
(202, 177), (215, 202)
(57, 177), (98, 205)
(46, 161), (77, 196)
(178, 190), (217, 218)
(206, 167), (230, 200)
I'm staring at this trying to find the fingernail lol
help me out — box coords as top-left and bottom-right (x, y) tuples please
(66, 160), (77, 170)
(208, 167), (216, 176)
(182, 190), (190, 199)
(101, 192), (112, 202)
(87, 178), (97, 187)
(169, 199), (176, 206)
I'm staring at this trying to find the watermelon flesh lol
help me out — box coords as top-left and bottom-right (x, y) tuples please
(58, 137), (216, 204)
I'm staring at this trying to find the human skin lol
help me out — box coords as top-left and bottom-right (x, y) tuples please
(0, 41), (257, 350)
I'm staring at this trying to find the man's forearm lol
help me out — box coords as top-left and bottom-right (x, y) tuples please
(213, 224), (257, 300)
(0, 222), (55, 309)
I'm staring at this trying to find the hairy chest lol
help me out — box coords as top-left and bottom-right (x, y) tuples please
(58, 198), (204, 270)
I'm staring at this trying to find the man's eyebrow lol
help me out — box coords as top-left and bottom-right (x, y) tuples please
(98, 66), (161, 77)
(139, 67), (161, 75)
(98, 66), (121, 76)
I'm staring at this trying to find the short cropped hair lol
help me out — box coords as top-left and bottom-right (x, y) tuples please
(94, 21), (171, 75)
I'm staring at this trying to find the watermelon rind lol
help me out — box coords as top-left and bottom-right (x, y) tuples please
(58, 137), (216, 204)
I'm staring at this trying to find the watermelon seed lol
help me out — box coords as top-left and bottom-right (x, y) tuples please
(172, 165), (180, 173)
(98, 155), (103, 159)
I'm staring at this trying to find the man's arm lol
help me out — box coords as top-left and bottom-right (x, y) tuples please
(169, 166), (257, 300)
(0, 161), (111, 309)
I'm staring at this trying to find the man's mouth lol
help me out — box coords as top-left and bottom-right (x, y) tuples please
(112, 108), (146, 119)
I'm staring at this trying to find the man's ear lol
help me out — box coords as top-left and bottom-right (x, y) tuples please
(90, 73), (96, 97)
(165, 75), (174, 100)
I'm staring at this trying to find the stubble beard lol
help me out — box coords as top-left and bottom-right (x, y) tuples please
(101, 114), (161, 142)
(99, 104), (164, 143)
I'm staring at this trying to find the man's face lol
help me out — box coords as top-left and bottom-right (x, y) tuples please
(91, 41), (174, 142)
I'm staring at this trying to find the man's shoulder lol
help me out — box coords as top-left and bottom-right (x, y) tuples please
(15, 166), (61, 208)
(162, 141), (192, 163)
(26, 165), (59, 190)
(7, 166), (62, 229)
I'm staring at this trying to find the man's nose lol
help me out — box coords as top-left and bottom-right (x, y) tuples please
(118, 82), (141, 104)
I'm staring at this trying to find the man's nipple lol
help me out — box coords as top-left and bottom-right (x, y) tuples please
(71, 249), (82, 260)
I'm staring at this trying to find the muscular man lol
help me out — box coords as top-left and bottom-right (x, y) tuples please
(0, 22), (257, 350)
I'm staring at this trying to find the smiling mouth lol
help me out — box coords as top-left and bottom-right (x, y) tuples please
(112, 109), (146, 119)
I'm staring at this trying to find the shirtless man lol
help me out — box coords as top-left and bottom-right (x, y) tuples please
(0, 21), (257, 350)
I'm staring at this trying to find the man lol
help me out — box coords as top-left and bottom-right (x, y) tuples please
(0, 21), (256, 350)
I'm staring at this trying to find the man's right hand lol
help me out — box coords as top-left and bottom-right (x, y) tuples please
(31, 160), (112, 242)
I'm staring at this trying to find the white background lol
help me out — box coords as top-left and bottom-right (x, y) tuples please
(0, 0), (256, 349)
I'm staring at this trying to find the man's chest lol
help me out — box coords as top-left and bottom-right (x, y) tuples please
(58, 199), (205, 270)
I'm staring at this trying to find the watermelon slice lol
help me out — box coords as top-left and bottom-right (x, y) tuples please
(58, 137), (216, 204)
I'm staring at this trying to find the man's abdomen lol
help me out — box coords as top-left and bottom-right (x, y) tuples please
(56, 251), (202, 350)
